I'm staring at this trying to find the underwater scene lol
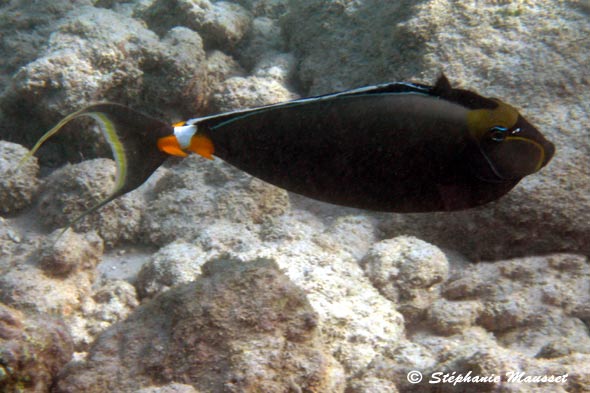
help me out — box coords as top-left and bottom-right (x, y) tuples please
(0, 0), (589, 392)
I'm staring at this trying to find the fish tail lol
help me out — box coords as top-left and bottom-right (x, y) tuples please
(20, 103), (172, 236)
(16, 107), (88, 169)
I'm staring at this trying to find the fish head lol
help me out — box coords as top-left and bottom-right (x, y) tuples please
(466, 99), (555, 182)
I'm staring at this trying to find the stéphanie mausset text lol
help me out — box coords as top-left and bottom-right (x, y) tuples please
(429, 371), (568, 386)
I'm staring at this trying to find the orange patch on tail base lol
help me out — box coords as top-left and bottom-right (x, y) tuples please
(157, 135), (188, 157)
(189, 134), (215, 160)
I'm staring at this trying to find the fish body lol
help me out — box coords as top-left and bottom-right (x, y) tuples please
(203, 93), (493, 211)
(164, 75), (554, 212)
(22, 75), (555, 230)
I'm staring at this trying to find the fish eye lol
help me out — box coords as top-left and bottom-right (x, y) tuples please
(489, 126), (508, 142)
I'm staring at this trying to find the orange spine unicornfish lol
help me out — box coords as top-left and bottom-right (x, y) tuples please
(20, 74), (555, 233)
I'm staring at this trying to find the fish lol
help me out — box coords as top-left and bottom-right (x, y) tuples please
(21, 74), (554, 230)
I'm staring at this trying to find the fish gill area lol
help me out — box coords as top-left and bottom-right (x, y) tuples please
(0, 0), (589, 392)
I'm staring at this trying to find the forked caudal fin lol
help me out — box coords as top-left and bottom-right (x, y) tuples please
(18, 103), (172, 235)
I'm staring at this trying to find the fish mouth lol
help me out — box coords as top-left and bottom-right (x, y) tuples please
(539, 139), (555, 168)
(505, 136), (547, 173)
(513, 115), (556, 170)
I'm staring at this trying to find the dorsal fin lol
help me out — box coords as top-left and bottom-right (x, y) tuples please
(430, 74), (499, 110)
(432, 73), (452, 96)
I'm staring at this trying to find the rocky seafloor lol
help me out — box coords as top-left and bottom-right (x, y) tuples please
(0, 0), (589, 392)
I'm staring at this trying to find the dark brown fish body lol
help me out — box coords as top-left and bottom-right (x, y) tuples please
(202, 93), (516, 211)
